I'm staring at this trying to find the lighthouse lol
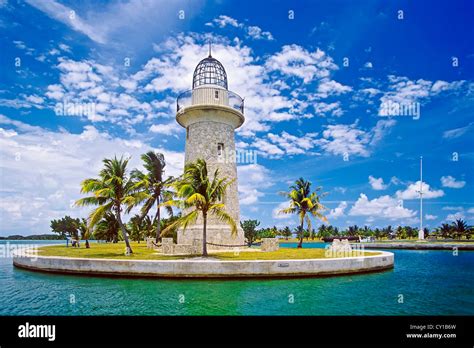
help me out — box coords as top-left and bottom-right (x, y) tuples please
(175, 47), (245, 249)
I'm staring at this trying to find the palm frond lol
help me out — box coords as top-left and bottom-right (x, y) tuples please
(185, 193), (206, 207)
(209, 205), (237, 236)
(305, 214), (312, 233)
(279, 206), (297, 215)
(161, 210), (198, 236)
(75, 196), (101, 207)
(88, 202), (113, 229)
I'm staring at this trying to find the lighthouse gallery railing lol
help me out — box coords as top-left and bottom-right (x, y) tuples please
(177, 88), (244, 114)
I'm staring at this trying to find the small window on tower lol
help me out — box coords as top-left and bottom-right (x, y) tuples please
(217, 143), (224, 156)
(214, 90), (219, 99)
(186, 126), (189, 139)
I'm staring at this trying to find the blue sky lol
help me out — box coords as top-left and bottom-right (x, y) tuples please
(0, 0), (473, 236)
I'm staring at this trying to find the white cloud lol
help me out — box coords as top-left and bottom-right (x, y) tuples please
(446, 212), (465, 222)
(327, 201), (347, 220)
(364, 62), (373, 69)
(13, 40), (35, 55)
(440, 175), (466, 189)
(266, 131), (317, 156)
(25, 0), (107, 43)
(208, 15), (241, 28)
(10, 33), (342, 138)
(315, 78), (352, 98)
(349, 193), (417, 220)
(378, 75), (466, 115)
(359, 88), (381, 97)
(49, 48), (61, 56)
(370, 119), (397, 144)
(45, 84), (64, 100)
(314, 102), (344, 117)
(26, 0), (194, 47)
(58, 43), (72, 52)
(316, 123), (370, 157)
(431, 80), (465, 93)
(442, 206), (463, 211)
(425, 214), (437, 220)
(390, 176), (403, 185)
(395, 181), (444, 200)
(272, 201), (291, 220)
(206, 15), (274, 40)
(25, 95), (45, 105)
(0, 115), (183, 236)
(333, 186), (347, 194)
(369, 175), (388, 190)
(247, 26), (274, 40)
(253, 138), (285, 158)
(266, 45), (338, 83)
(315, 120), (395, 158)
(40, 57), (173, 131)
(143, 34), (299, 136)
(442, 122), (473, 139)
(237, 164), (273, 206)
(149, 122), (182, 136)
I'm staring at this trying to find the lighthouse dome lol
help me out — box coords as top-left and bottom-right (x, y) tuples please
(192, 55), (228, 90)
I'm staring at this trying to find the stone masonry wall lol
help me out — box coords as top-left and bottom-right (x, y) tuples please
(177, 108), (245, 249)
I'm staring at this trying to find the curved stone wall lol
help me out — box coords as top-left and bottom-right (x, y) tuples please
(356, 242), (474, 250)
(13, 250), (394, 278)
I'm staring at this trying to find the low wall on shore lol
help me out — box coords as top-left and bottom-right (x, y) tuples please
(12, 249), (394, 278)
(354, 242), (474, 250)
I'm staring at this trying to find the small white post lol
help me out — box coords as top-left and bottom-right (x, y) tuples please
(418, 156), (424, 240)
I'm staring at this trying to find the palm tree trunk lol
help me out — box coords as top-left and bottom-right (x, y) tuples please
(297, 218), (304, 248)
(155, 197), (161, 243)
(202, 212), (208, 257)
(115, 210), (133, 254)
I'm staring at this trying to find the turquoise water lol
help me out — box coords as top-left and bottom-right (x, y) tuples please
(0, 240), (473, 315)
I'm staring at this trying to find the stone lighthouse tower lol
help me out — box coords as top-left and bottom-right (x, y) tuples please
(175, 48), (245, 249)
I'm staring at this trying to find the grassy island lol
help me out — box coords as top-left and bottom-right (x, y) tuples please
(38, 242), (379, 261)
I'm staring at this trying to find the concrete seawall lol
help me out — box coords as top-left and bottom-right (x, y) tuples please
(354, 242), (474, 250)
(12, 249), (394, 278)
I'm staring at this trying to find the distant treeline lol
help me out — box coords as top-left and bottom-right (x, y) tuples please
(0, 234), (66, 240)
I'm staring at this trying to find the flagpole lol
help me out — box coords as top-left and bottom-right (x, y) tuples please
(419, 156), (424, 240)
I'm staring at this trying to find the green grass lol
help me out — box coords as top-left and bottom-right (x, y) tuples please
(38, 242), (380, 260)
(39, 242), (186, 260)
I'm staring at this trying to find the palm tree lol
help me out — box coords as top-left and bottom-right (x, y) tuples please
(439, 223), (453, 239)
(130, 151), (174, 243)
(75, 156), (139, 254)
(78, 218), (90, 248)
(94, 212), (119, 242)
(281, 226), (292, 240)
(161, 159), (237, 257)
(374, 228), (381, 240)
(385, 225), (394, 239)
(279, 178), (327, 248)
(128, 215), (145, 243)
(396, 226), (406, 239)
(346, 225), (359, 237)
(142, 215), (154, 238)
(452, 219), (468, 240)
